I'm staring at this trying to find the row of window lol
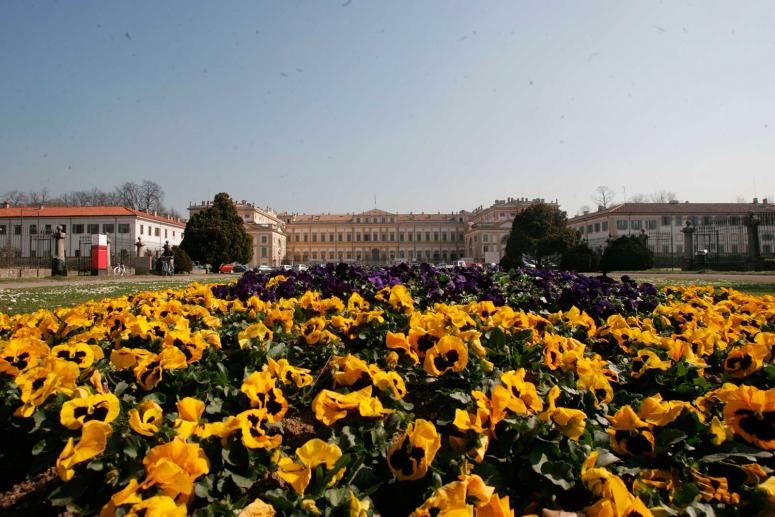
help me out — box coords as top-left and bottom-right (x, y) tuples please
(0, 223), (132, 235)
(290, 230), (465, 243)
(0, 223), (181, 239)
(291, 249), (460, 261)
(580, 215), (760, 235)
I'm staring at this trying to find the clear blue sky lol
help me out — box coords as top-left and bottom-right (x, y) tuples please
(1, 1), (774, 216)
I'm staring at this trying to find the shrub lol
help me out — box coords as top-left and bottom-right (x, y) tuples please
(600, 235), (653, 271)
(560, 243), (600, 272)
(173, 246), (193, 273)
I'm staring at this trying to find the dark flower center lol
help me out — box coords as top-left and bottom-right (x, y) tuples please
(389, 437), (425, 476)
(433, 350), (459, 373)
(734, 409), (775, 441)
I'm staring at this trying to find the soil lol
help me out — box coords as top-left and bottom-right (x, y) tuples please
(0, 467), (62, 515)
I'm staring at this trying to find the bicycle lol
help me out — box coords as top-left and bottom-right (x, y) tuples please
(113, 263), (128, 276)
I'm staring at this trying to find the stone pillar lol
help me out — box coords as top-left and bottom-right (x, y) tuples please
(135, 237), (145, 265)
(51, 225), (67, 276)
(681, 222), (695, 270)
(744, 212), (761, 270)
(106, 237), (112, 271)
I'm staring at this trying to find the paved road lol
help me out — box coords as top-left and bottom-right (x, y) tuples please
(0, 273), (235, 290)
(611, 271), (775, 283)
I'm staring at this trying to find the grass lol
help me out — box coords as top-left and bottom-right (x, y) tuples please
(0, 278), (227, 315)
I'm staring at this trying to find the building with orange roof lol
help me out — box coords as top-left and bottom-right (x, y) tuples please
(0, 204), (186, 267)
(189, 197), (552, 266)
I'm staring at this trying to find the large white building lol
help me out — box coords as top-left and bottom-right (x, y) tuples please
(189, 196), (554, 266)
(0, 205), (186, 265)
(568, 200), (775, 259)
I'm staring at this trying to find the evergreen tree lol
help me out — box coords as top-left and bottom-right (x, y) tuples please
(502, 203), (578, 269)
(181, 193), (252, 271)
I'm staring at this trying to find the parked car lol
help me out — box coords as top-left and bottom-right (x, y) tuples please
(292, 264), (308, 271)
(252, 265), (272, 273)
(218, 264), (234, 274)
(232, 264), (249, 273)
(279, 264), (293, 271)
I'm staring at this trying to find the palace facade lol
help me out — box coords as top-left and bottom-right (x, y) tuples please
(189, 197), (554, 267)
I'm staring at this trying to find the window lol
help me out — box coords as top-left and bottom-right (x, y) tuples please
(154, 227), (160, 237)
(164, 229), (168, 238)
(118, 224), (130, 233)
(44, 224), (52, 234)
(433, 232), (439, 241)
(329, 232), (335, 242)
(303, 233), (308, 242)
(364, 233), (370, 241)
(88, 223), (100, 234)
(483, 245), (489, 252)
(416, 232), (421, 242)
(356, 232), (361, 241)
(103, 224), (115, 233)
(645, 220), (657, 230)
(29, 224), (37, 235)
(728, 216), (740, 225)
(586, 224), (593, 233)
(338, 233), (343, 242)
(73, 224), (84, 234)
(408, 232), (413, 241)
(295, 234), (299, 242)
(312, 233), (317, 242)
(139, 225), (144, 235)
(373, 233), (378, 241)
(594, 223), (600, 232)
(261, 247), (267, 257)
(702, 216), (713, 225)
(425, 232), (431, 241)
(389, 232), (394, 241)
(347, 233), (351, 242)
(442, 232), (447, 241)
(0, 225), (5, 235)
(329, 252), (335, 259)
(630, 220), (642, 230)
(312, 251), (317, 260)
(14, 225), (21, 235)
(661, 216), (672, 226)
(602, 221), (608, 231)
(399, 232), (404, 241)
(261, 235), (268, 244)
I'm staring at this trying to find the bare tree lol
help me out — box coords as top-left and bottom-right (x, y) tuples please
(138, 180), (164, 212)
(1, 190), (29, 205)
(115, 182), (142, 209)
(27, 188), (50, 206)
(648, 190), (677, 203)
(592, 186), (616, 208)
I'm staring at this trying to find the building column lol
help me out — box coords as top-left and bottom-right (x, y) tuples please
(744, 212), (761, 270)
(681, 223), (695, 270)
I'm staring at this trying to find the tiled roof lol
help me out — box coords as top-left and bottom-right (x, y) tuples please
(0, 206), (186, 227)
(569, 203), (775, 223)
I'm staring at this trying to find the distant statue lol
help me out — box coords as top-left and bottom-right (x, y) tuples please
(135, 237), (145, 258)
(51, 224), (67, 276)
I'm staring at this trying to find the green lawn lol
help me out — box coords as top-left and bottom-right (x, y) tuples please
(0, 278), (227, 315)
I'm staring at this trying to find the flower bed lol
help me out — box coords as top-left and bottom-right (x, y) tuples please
(0, 268), (773, 516)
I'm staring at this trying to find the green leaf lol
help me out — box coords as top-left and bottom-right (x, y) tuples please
(229, 470), (255, 489)
(31, 439), (46, 456)
(673, 482), (700, 506)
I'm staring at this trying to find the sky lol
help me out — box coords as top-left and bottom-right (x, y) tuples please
(1, 1), (774, 217)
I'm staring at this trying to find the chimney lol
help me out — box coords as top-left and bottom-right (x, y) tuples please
(597, 205), (605, 212)
(2, 201), (10, 208)
(583, 209), (589, 215)
(764, 198), (769, 205)
(753, 197), (759, 204)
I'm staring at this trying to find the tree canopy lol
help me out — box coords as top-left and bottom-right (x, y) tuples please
(180, 193), (252, 269)
(600, 234), (654, 272)
(501, 203), (578, 269)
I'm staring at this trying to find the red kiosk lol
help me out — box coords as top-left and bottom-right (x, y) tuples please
(91, 234), (108, 275)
